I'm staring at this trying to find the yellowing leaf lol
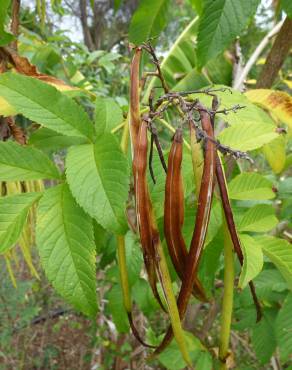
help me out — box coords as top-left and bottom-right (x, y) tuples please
(283, 80), (292, 89)
(0, 96), (16, 116)
(262, 135), (286, 174)
(246, 89), (292, 129)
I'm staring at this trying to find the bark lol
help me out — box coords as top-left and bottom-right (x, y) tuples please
(79, 0), (95, 50)
(10, 0), (21, 50)
(256, 17), (292, 88)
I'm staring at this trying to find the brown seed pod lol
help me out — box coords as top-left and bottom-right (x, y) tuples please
(133, 120), (166, 311)
(164, 128), (207, 302)
(155, 107), (216, 355)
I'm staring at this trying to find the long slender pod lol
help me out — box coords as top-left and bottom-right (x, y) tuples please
(154, 108), (216, 355)
(136, 122), (192, 366)
(164, 128), (207, 302)
(215, 154), (262, 321)
(129, 47), (142, 151)
(133, 121), (166, 311)
(130, 47), (165, 311)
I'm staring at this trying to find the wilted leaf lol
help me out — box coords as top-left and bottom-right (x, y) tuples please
(246, 89), (292, 129)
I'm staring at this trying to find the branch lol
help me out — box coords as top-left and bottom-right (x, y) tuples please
(233, 19), (284, 90)
(256, 17), (292, 88)
(79, 0), (94, 51)
(10, 0), (21, 50)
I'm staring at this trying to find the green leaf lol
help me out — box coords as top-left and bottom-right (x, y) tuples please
(238, 204), (278, 233)
(36, 184), (97, 317)
(94, 97), (123, 136)
(251, 311), (277, 364)
(278, 177), (292, 199)
(0, 0), (10, 29)
(199, 86), (276, 127)
(29, 127), (87, 153)
(0, 0), (13, 46)
(228, 172), (275, 200)
(0, 73), (94, 140)
(196, 0), (260, 68)
(129, 0), (170, 44)
(254, 269), (288, 301)
(281, 0), (292, 17)
(195, 351), (213, 370)
(0, 192), (42, 254)
(125, 232), (143, 287)
(66, 134), (129, 234)
(259, 236), (292, 290)
(218, 122), (278, 151)
(132, 278), (159, 315)
(158, 332), (202, 370)
(238, 234), (263, 289)
(189, 0), (203, 15)
(105, 283), (129, 333)
(0, 141), (60, 180)
(198, 231), (223, 296)
(262, 135), (286, 174)
(276, 293), (292, 361)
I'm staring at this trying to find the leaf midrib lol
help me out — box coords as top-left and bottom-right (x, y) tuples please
(0, 81), (93, 140)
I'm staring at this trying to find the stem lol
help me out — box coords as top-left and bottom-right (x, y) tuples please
(120, 117), (129, 154)
(233, 20), (284, 90)
(189, 123), (203, 198)
(219, 217), (235, 369)
(143, 16), (199, 103)
(117, 235), (132, 313)
(117, 119), (131, 312)
(151, 236), (192, 367)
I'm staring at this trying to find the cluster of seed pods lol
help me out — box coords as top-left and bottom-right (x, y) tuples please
(127, 46), (261, 364)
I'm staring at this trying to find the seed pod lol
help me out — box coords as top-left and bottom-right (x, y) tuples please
(155, 107), (216, 355)
(133, 121), (166, 311)
(215, 154), (262, 322)
(164, 128), (207, 302)
(129, 47), (142, 151)
(134, 122), (192, 365)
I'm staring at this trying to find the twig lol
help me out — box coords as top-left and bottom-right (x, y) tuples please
(233, 20), (284, 90)
(232, 39), (244, 89)
(141, 42), (169, 94)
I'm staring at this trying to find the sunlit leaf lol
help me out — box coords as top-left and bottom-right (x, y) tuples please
(218, 122), (278, 151)
(0, 73), (94, 139)
(262, 135), (286, 174)
(228, 172), (275, 200)
(238, 204), (278, 233)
